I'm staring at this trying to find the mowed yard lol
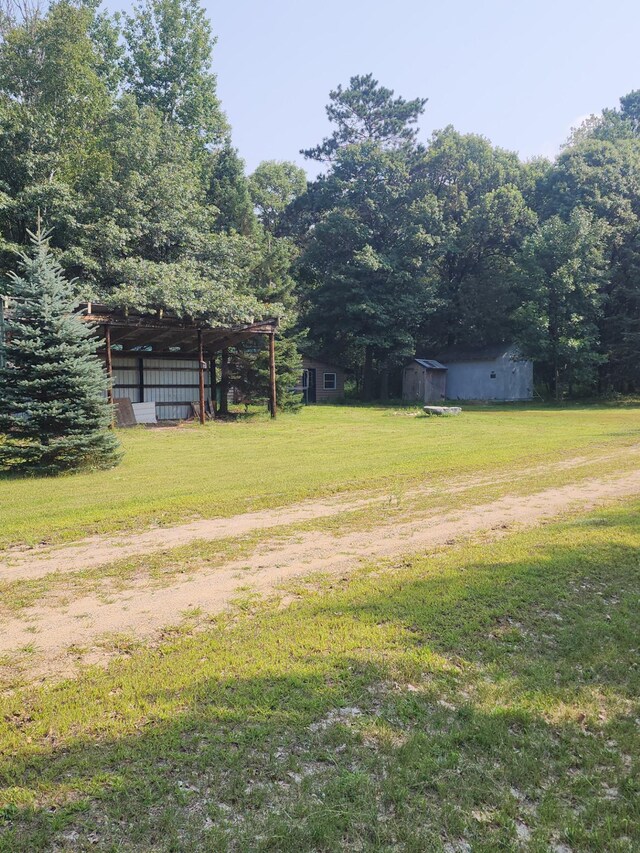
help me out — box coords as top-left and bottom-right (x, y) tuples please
(1, 402), (640, 548)
(1, 404), (639, 852)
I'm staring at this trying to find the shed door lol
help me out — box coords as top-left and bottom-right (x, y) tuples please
(304, 368), (316, 404)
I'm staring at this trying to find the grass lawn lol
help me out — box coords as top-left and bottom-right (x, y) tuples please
(0, 498), (638, 851)
(1, 403), (639, 548)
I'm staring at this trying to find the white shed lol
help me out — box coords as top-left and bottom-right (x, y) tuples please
(434, 344), (533, 401)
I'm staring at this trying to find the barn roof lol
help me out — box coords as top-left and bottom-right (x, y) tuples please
(78, 302), (278, 356)
(434, 343), (518, 363)
(413, 358), (448, 370)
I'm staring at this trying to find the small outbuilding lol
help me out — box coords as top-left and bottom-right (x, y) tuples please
(402, 359), (448, 404)
(295, 356), (347, 403)
(403, 344), (533, 403)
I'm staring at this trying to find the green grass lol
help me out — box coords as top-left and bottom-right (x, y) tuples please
(1, 403), (639, 549)
(2, 431), (639, 617)
(1, 499), (638, 851)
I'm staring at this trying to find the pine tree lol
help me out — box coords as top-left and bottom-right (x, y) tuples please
(233, 331), (304, 412)
(0, 227), (121, 474)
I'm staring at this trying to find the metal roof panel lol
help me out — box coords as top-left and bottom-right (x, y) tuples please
(414, 358), (448, 370)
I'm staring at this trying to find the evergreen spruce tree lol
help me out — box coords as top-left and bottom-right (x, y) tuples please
(0, 227), (121, 474)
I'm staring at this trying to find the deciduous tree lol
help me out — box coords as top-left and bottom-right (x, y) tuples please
(513, 208), (607, 397)
(122, 0), (228, 143)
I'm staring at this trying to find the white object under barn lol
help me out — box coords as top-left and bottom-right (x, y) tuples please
(131, 401), (157, 424)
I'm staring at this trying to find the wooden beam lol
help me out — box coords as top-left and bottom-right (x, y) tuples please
(105, 324), (115, 428)
(107, 327), (157, 348)
(198, 329), (206, 426)
(268, 332), (277, 419)
(210, 356), (217, 417)
(81, 302), (279, 336)
(219, 348), (229, 416)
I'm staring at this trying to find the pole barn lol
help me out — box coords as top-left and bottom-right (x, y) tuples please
(79, 304), (279, 422)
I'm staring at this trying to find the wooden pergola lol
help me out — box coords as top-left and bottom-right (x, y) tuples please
(80, 303), (279, 423)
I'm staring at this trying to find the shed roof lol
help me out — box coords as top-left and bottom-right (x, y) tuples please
(302, 354), (344, 370)
(434, 343), (518, 363)
(413, 358), (448, 371)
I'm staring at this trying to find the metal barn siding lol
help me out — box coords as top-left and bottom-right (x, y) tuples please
(110, 355), (211, 420)
(112, 357), (140, 404)
(443, 350), (533, 402)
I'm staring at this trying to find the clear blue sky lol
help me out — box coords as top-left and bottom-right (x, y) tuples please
(115, 0), (640, 176)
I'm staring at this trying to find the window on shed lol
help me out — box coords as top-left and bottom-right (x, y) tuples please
(490, 370), (497, 379)
(323, 372), (337, 390)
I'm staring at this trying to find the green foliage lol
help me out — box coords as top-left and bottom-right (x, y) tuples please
(299, 77), (441, 397)
(513, 208), (607, 397)
(567, 89), (640, 146)
(231, 231), (304, 408)
(0, 0), (110, 268)
(420, 127), (538, 350)
(0, 0), (110, 180)
(302, 73), (427, 161)
(298, 96), (541, 399)
(101, 253), (263, 324)
(121, 0), (228, 143)
(299, 82), (640, 398)
(1, 0), (638, 406)
(0, 0), (303, 414)
(300, 146), (441, 396)
(87, 4), (125, 95)
(63, 97), (267, 324)
(207, 145), (257, 236)
(249, 160), (307, 234)
(542, 133), (640, 390)
(233, 331), (303, 411)
(0, 228), (120, 474)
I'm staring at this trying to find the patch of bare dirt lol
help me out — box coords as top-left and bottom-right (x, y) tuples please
(2, 468), (640, 684)
(2, 444), (639, 582)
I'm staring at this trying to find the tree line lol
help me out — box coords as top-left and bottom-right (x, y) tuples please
(2, 0), (640, 416)
(293, 80), (640, 399)
(0, 0), (306, 416)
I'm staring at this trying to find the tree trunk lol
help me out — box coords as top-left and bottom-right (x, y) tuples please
(363, 346), (375, 401)
(379, 363), (389, 401)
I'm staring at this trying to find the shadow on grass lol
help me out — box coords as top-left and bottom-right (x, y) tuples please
(1, 510), (639, 851)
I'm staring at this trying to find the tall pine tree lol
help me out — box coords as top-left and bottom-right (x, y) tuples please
(0, 227), (120, 474)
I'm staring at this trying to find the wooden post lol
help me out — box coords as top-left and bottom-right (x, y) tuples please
(268, 332), (277, 419)
(198, 329), (206, 426)
(210, 356), (217, 417)
(219, 348), (229, 416)
(105, 324), (115, 428)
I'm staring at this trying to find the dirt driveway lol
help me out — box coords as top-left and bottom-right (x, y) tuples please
(2, 447), (640, 684)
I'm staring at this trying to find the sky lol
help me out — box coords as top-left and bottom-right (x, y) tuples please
(113, 0), (640, 176)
